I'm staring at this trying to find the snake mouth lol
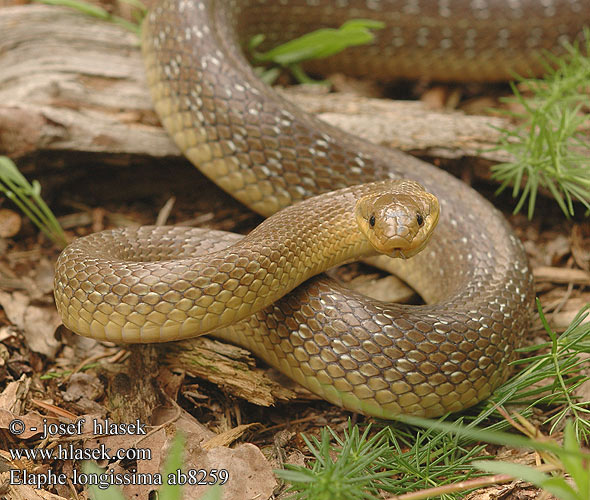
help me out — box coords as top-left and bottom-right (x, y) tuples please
(390, 246), (419, 260)
(391, 248), (410, 259)
(388, 222), (437, 259)
(385, 237), (416, 259)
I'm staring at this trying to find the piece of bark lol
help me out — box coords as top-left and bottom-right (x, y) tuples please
(161, 337), (317, 407)
(0, 4), (512, 163)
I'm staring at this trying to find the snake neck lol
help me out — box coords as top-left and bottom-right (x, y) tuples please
(243, 188), (377, 275)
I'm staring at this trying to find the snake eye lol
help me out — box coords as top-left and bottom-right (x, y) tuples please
(369, 215), (376, 227)
(416, 213), (424, 226)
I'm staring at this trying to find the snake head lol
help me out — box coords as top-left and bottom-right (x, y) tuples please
(355, 180), (439, 259)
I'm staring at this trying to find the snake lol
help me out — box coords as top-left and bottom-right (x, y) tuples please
(54, 0), (588, 419)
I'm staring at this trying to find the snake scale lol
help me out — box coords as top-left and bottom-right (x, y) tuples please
(54, 0), (588, 418)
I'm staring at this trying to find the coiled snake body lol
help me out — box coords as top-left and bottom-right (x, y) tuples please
(55, 0), (588, 418)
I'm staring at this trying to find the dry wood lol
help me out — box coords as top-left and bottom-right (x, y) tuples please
(0, 5), (173, 159)
(280, 87), (512, 161)
(533, 266), (590, 285)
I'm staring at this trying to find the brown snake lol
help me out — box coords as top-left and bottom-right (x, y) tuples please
(54, 0), (588, 418)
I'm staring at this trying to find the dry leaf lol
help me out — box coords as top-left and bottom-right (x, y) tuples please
(0, 291), (61, 358)
(0, 409), (58, 440)
(61, 373), (105, 415)
(183, 441), (276, 500)
(0, 479), (68, 500)
(0, 377), (30, 414)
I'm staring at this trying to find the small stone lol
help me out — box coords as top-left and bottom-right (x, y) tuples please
(0, 208), (21, 237)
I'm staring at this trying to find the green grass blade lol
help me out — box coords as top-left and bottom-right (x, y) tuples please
(83, 462), (127, 500)
(158, 433), (186, 500)
(0, 157), (67, 247)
